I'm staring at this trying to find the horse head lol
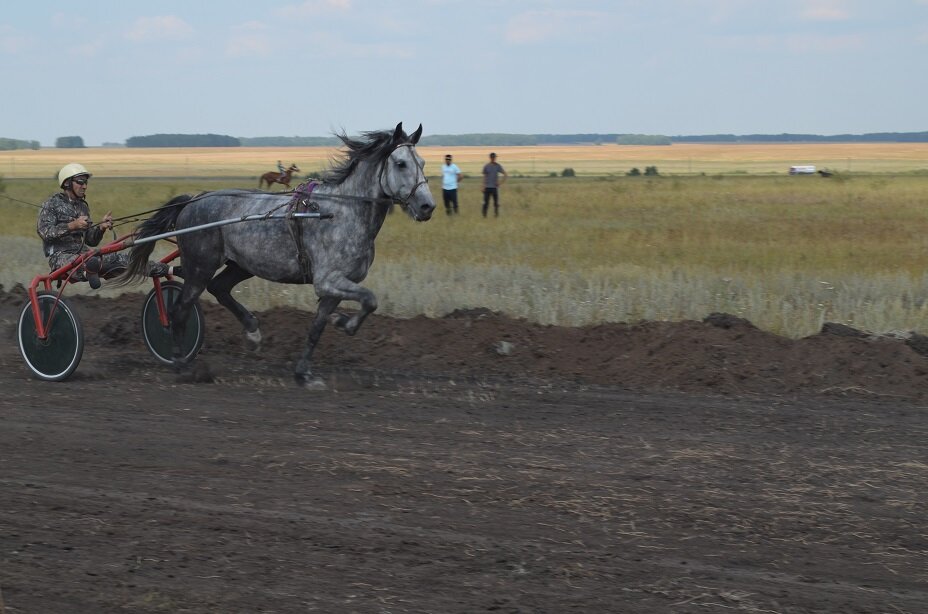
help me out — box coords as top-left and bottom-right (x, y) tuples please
(381, 122), (435, 221)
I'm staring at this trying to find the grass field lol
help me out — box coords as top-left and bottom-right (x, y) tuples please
(3, 144), (928, 338)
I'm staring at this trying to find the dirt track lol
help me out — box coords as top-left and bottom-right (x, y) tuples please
(1, 287), (926, 613)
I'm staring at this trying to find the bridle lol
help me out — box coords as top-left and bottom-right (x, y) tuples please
(378, 143), (429, 211)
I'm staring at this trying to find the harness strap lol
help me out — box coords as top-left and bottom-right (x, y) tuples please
(286, 181), (319, 283)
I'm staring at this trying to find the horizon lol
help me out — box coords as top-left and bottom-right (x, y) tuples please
(9, 128), (928, 149)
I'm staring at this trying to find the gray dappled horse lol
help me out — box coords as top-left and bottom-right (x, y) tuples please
(122, 123), (435, 386)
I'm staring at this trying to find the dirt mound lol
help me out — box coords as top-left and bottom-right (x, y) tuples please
(4, 284), (928, 400)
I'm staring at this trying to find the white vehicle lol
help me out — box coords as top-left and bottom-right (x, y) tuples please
(789, 165), (816, 175)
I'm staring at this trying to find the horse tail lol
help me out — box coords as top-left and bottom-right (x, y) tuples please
(118, 193), (196, 283)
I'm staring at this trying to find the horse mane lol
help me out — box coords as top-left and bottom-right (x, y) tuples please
(324, 128), (409, 186)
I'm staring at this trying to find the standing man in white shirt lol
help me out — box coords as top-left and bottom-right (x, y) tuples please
(441, 154), (463, 215)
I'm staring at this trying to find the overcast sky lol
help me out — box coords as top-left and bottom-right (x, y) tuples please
(2, 0), (927, 146)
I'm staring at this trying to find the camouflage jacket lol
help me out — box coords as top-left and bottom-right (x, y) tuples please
(36, 192), (105, 259)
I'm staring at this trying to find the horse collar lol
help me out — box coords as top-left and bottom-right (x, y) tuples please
(289, 180), (319, 213)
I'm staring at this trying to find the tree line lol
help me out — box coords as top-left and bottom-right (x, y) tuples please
(0, 137), (40, 151)
(421, 132), (928, 145)
(128, 130), (928, 146)
(5, 131), (928, 149)
(126, 134), (240, 147)
(672, 132), (928, 143)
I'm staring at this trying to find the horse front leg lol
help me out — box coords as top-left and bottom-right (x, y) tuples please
(311, 274), (379, 336)
(294, 296), (341, 388)
(325, 282), (377, 337)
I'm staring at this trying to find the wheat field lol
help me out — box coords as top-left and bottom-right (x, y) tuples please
(3, 142), (928, 179)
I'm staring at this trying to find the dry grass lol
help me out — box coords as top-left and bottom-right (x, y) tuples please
(4, 146), (928, 337)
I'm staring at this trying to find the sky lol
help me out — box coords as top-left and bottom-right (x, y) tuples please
(2, 0), (927, 146)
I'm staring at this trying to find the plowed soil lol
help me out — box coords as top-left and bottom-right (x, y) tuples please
(1, 286), (926, 613)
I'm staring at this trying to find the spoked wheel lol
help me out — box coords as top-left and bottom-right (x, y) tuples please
(17, 291), (84, 381)
(141, 280), (205, 366)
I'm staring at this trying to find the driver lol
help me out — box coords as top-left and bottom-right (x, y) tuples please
(37, 163), (181, 289)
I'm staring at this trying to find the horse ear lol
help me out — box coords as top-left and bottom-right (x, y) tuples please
(393, 122), (404, 143)
(410, 124), (423, 144)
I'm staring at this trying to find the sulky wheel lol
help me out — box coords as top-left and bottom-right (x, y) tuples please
(17, 292), (84, 382)
(141, 280), (205, 366)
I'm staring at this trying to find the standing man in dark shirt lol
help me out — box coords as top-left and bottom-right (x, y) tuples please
(481, 152), (507, 218)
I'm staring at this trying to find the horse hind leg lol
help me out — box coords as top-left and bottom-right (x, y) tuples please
(169, 279), (207, 369)
(207, 262), (261, 349)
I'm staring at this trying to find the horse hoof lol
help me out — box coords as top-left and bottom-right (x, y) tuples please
(245, 329), (262, 352)
(332, 315), (360, 336)
(295, 373), (327, 390)
(172, 358), (191, 374)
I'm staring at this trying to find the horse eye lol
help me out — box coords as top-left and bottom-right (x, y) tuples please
(397, 160), (407, 169)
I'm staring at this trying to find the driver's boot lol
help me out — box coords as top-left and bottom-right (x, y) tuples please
(84, 256), (102, 290)
(148, 262), (170, 277)
(147, 262), (184, 279)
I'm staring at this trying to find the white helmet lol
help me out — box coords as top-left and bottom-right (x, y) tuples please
(58, 163), (92, 188)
